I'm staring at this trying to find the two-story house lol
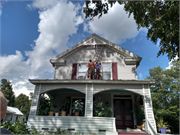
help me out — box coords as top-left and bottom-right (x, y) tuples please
(27, 34), (157, 135)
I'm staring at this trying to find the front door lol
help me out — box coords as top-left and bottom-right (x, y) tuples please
(113, 99), (134, 128)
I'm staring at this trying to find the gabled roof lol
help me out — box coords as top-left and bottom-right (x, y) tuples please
(6, 106), (24, 116)
(50, 33), (142, 67)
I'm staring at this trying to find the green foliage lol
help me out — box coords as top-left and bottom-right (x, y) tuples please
(72, 99), (84, 113)
(1, 119), (42, 134)
(93, 98), (113, 117)
(0, 79), (15, 107)
(28, 126), (42, 134)
(89, 133), (98, 135)
(38, 94), (50, 115)
(84, 1), (179, 60)
(132, 106), (145, 125)
(29, 92), (34, 100)
(157, 117), (169, 128)
(1, 120), (14, 133)
(47, 127), (86, 135)
(1, 117), (29, 134)
(146, 59), (179, 133)
(15, 93), (31, 118)
(60, 98), (70, 112)
(74, 131), (84, 135)
(49, 96), (56, 111)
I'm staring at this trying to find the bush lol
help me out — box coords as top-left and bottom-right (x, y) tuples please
(1, 117), (41, 134)
(28, 126), (42, 134)
(1, 118), (29, 134)
(93, 98), (113, 117)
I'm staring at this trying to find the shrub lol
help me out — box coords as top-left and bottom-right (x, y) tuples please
(93, 98), (113, 117)
(1, 117), (29, 134)
(1, 117), (41, 134)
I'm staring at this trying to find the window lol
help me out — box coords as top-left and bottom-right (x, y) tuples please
(102, 63), (111, 80)
(77, 63), (88, 79)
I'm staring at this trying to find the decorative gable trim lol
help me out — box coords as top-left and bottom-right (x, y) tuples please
(124, 58), (142, 67)
(50, 58), (65, 67)
(50, 33), (142, 67)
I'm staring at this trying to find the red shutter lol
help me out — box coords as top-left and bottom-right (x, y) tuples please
(112, 63), (118, 80)
(71, 63), (77, 79)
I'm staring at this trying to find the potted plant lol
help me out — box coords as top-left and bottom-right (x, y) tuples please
(72, 99), (84, 116)
(132, 107), (145, 129)
(93, 98), (113, 117)
(38, 95), (50, 116)
(157, 117), (169, 134)
(48, 96), (57, 116)
(60, 98), (70, 116)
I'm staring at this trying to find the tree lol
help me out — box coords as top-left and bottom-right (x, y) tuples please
(146, 60), (179, 133)
(84, 0), (179, 60)
(0, 79), (15, 107)
(15, 94), (31, 118)
(29, 92), (34, 100)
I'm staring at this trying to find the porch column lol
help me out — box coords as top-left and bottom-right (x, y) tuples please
(85, 83), (93, 117)
(143, 84), (157, 134)
(29, 84), (41, 117)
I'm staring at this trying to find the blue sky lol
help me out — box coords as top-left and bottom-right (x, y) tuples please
(0, 0), (171, 97)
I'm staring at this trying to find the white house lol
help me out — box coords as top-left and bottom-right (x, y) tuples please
(27, 34), (157, 135)
(2, 106), (24, 123)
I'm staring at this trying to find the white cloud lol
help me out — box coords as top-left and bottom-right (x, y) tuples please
(30, 0), (59, 10)
(84, 2), (140, 44)
(0, 2), (2, 16)
(165, 56), (178, 70)
(138, 73), (143, 80)
(0, 0), (83, 97)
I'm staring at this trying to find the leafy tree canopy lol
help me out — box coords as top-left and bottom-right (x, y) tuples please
(146, 59), (179, 133)
(0, 79), (15, 107)
(84, 0), (179, 60)
(15, 93), (31, 117)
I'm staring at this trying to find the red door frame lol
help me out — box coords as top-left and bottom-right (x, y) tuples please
(113, 99), (134, 129)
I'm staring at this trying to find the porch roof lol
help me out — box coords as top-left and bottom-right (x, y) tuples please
(29, 79), (155, 85)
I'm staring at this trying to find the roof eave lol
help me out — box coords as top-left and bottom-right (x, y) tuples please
(29, 79), (155, 85)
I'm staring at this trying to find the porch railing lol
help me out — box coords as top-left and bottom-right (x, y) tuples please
(145, 119), (157, 135)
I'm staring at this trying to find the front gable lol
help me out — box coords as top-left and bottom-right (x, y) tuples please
(50, 34), (142, 67)
(51, 34), (142, 80)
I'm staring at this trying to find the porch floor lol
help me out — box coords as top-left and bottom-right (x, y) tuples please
(117, 128), (149, 135)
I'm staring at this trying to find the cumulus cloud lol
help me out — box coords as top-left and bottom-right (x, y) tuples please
(165, 56), (178, 70)
(138, 73), (143, 80)
(0, 0), (83, 97)
(84, 2), (140, 44)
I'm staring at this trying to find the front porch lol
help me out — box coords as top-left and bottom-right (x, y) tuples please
(27, 79), (157, 135)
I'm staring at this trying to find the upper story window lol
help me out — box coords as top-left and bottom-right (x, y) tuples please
(71, 62), (118, 80)
(101, 63), (112, 80)
(77, 63), (88, 79)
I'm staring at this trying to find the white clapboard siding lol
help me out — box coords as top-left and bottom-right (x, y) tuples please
(29, 85), (40, 116)
(27, 116), (116, 134)
(85, 84), (93, 117)
(144, 87), (157, 134)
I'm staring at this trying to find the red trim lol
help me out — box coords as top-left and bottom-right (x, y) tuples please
(112, 62), (118, 80)
(71, 63), (77, 79)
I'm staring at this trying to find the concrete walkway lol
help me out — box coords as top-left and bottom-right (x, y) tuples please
(117, 128), (149, 134)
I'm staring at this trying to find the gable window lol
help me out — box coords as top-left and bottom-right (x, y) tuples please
(77, 63), (88, 79)
(102, 63), (112, 80)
